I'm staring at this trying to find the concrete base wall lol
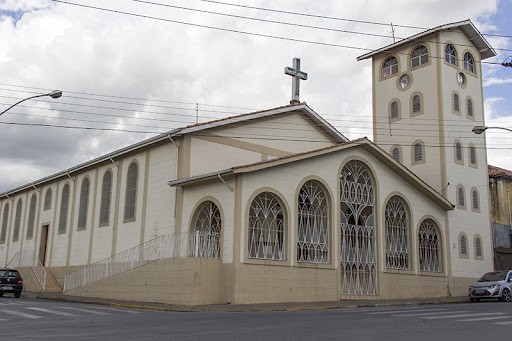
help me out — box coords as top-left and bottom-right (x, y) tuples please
(449, 276), (477, 296)
(378, 272), (448, 299)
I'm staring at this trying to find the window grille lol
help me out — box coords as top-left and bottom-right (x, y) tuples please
(77, 178), (90, 229)
(26, 194), (37, 239)
(453, 93), (460, 112)
(475, 237), (482, 257)
(456, 142), (462, 161)
(460, 235), (467, 255)
(414, 143), (423, 162)
(392, 148), (400, 162)
(458, 187), (465, 207)
(467, 99), (473, 117)
(248, 192), (285, 260)
(385, 197), (409, 270)
(445, 44), (456, 65)
(13, 199), (22, 242)
(58, 184), (70, 234)
(340, 161), (377, 295)
(470, 147), (476, 165)
(418, 219), (441, 272)
(124, 162), (138, 221)
(382, 57), (398, 77)
(0, 204), (9, 244)
(390, 101), (399, 119)
(412, 95), (421, 113)
(297, 180), (329, 264)
(472, 190), (479, 210)
(411, 45), (428, 67)
(99, 170), (112, 225)
(192, 201), (221, 258)
(44, 188), (52, 211)
(464, 52), (474, 72)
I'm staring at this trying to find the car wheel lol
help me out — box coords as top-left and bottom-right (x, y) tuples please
(14, 291), (21, 298)
(499, 288), (511, 302)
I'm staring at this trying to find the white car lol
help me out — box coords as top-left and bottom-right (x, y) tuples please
(468, 270), (512, 302)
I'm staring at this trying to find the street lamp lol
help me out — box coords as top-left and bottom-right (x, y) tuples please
(472, 126), (512, 134)
(0, 90), (63, 116)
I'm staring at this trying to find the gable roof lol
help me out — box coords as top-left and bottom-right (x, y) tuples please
(169, 137), (454, 211)
(357, 19), (496, 61)
(489, 165), (512, 180)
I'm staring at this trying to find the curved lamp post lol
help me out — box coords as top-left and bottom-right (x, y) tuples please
(472, 126), (512, 134)
(0, 90), (63, 116)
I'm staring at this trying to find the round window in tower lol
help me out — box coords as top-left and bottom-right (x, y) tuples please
(398, 74), (411, 90)
(458, 72), (466, 86)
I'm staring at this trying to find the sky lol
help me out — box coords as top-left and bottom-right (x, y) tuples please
(0, 0), (511, 193)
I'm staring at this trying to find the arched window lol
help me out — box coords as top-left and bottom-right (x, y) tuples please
(13, 199), (22, 242)
(445, 44), (457, 65)
(77, 178), (90, 229)
(392, 147), (400, 162)
(385, 196), (409, 270)
(382, 56), (398, 77)
(475, 236), (482, 258)
(418, 219), (441, 272)
(390, 101), (399, 119)
(453, 93), (460, 113)
(340, 160), (377, 295)
(26, 194), (37, 239)
(248, 192), (285, 260)
(469, 146), (477, 166)
(464, 52), (474, 72)
(460, 234), (468, 256)
(472, 189), (479, 211)
(412, 94), (421, 113)
(99, 170), (112, 226)
(458, 186), (465, 208)
(411, 45), (428, 67)
(297, 180), (329, 264)
(455, 142), (462, 162)
(414, 142), (423, 162)
(124, 162), (138, 221)
(44, 188), (52, 211)
(192, 201), (221, 258)
(58, 184), (70, 234)
(467, 98), (473, 117)
(0, 204), (9, 244)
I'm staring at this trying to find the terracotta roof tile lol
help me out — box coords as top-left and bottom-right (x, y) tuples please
(488, 164), (512, 177)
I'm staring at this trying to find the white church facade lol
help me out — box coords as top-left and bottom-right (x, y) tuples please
(0, 20), (496, 305)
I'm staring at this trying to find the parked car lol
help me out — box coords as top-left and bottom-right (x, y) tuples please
(469, 270), (512, 302)
(0, 268), (23, 298)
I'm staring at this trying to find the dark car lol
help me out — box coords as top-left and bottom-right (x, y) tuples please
(468, 270), (512, 302)
(0, 268), (23, 298)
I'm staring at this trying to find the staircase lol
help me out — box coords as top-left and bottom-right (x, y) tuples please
(7, 250), (48, 291)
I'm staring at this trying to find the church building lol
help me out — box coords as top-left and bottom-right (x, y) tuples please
(0, 20), (496, 305)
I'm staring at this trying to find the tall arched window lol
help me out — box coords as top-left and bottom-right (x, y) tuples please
(124, 162), (138, 221)
(192, 201), (221, 258)
(44, 188), (52, 211)
(385, 196), (409, 270)
(445, 44), (457, 65)
(411, 45), (428, 67)
(414, 142), (424, 162)
(472, 189), (479, 211)
(26, 194), (37, 239)
(340, 160), (376, 295)
(390, 101), (399, 119)
(418, 219), (441, 272)
(467, 98), (473, 117)
(248, 192), (285, 260)
(464, 52), (474, 72)
(392, 147), (400, 162)
(77, 178), (90, 229)
(460, 234), (468, 256)
(297, 180), (329, 264)
(457, 186), (465, 208)
(99, 170), (112, 226)
(412, 94), (421, 114)
(58, 184), (70, 234)
(469, 146), (477, 166)
(13, 199), (22, 242)
(455, 142), (463, 162)
(382, 56), (398, 77)
(475, 236), (482, 258)
(453, 93), (460, 113)
(0, 204), (9, 244)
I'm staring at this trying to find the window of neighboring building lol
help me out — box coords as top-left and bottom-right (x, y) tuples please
(382, 56), (399, 78)
(58, 184), (70, 234)
(77, 177), (90, 230)
(464, 52), (474, 73)
(467, 98), (474, 117)
(418, 218), (441, 272)
(44, 188), (52, 211)
(445, 44), (457, 65)
(0, 204), (9, 244)
(26, 194), (37, 239)
(124, 162), (138, 221)
(471, 189), (480, 211)
(453, 93), (460, 113)
(248, 192), (285, 260)
(192, 201), (221, 258)
(460, 233), (468, 257)
(411, 45), (429, 67)
(385, 196), (409, 270)
(297, 180), (329, 264)
(457, 186), (465, 209)
(12, 199), (22, 242)
(392, 147), (401, 162)
(99, 170), (112, 226)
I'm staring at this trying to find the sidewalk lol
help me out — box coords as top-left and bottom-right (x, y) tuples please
(22, 291), (470, 312)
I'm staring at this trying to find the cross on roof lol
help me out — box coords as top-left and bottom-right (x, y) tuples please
(284, 57), (307, 104)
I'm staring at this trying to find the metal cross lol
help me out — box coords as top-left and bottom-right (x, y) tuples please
(284, 57), (307, 104)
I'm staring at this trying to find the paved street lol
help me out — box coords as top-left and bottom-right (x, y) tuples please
(1, 296), (511, 340)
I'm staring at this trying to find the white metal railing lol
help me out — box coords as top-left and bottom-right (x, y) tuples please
(6, 250), (47, 290)
(63, 232), (219, 292)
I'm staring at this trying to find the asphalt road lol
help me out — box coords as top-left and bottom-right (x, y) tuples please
(1, 296), (511, 340)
